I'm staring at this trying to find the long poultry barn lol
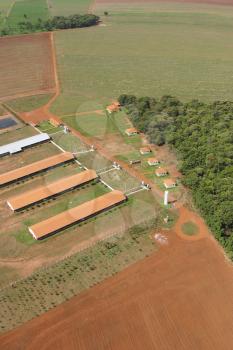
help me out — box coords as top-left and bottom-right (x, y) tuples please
(0, 133), (50, 157)
(28, 190), (127, 240)
(0, 152), (74, 187)
(7, 170), (98, 211)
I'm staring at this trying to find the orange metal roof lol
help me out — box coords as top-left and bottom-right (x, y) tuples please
(0, 152), (74, 187)
(125, 128), (138, 134)
(29, 190), (126, 239)
(7, 170), (97, 211)
(107, 105), (119, 112)
(156, 167), (168, 175)
(164, 178), (176, 187)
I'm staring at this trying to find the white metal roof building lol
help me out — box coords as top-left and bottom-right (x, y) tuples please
(0, 133), (50, 157)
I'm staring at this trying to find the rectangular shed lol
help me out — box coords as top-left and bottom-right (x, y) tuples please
(0, 133), (50, 157)
(0, 152), (74, 187)
(29, 190), (127, 239)
(7, 169), (97, 211)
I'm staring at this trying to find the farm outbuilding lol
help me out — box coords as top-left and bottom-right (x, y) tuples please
(7, 170), (97, 211)
(50, 118), (62, 127)
(125, 128), (139, 136)
(0, 152), (74, 187)
(147, 158), (160, 166)
(0, 133), (50, 157)
(140, 147), (151, 155)
(106, 101), (120, 114)
(155, 167), (168, 177)
(28, 190), (127, 239)
(164, 179), (177, 189)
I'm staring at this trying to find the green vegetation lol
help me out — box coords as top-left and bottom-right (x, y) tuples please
(0, 0), (14, 27)
(6, 94), (53, 113)
(2, 9), (99, 36)
(0, 220), (157, 332)
(52, 6), (233, 115)
(62, 113), (117, 137)
(182, 222), (199, 236)
(51, 131), (89, 153)
(119, 94), (233, 259)
(6, 0), (49, 28)
(49, 0), (93, 16)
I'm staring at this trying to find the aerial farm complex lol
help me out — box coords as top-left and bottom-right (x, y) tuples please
(0, 0), (233, 349)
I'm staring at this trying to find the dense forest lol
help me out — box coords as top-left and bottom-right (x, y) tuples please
(118, 94), (233, 259)
(1, 14), (100, 36)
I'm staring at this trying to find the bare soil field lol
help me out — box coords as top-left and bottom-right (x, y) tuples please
(1, 232), (232, 350)
(0, 32), (56, 101)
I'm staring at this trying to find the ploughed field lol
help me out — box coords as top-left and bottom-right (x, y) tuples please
(1, 233), (233, 350)
(0, 33), (55, 100)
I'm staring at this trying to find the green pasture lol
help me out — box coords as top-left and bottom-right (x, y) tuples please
(51, 131), (90, 152)
(62, 113), (118, 138)
(6, 0), (49, 29)
(182, 221), (199, 236)
(0, 0), (14, 27)
(77, 151), (112, 171)
(52, 5), (233, 115)
(6, 94), (53, 113)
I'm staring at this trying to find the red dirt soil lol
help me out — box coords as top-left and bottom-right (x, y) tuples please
(0, 33), (56, 101)
(1, 233), (233, 350)
(96, 0), (233, 5)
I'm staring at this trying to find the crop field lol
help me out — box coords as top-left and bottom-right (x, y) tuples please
(0, 32), (55, 100)
(1, 232), (233, 349)
(52, 2), (233, 115)
(6, 0), (49, 30)
(49, 0), (92, 16)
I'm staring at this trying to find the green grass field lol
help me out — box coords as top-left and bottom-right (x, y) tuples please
(6, 94), (53, 113)
(51, 3), (233, 115)
(0, 0), (14, 27)
(182, 221), (199, 236)
(7, 0), (49, 29)
(62, 113), (118, 137)
(49, 0), (92, 16)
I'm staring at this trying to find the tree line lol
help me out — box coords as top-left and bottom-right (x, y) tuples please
(118, 94), (233, 259)
(1, 14), (100, 36)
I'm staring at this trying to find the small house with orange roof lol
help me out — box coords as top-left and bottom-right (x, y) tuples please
(140, 147), (151, 155)
(164, 178), (177, 189)
(125, 127), (139, 136)
(155, 167), (168, 177)
(147, 158), (160, 166)
(50, 118), (62, 128)
(106, 101), (121, 114)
